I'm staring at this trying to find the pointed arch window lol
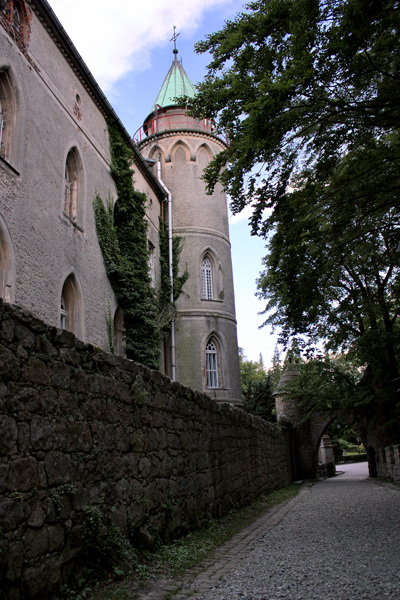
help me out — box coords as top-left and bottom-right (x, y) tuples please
(60, 274), (79, 335)
(64, 150), (78, 221)
(0, 70), (16, 163)
(202, 256), (213, 300)
(0, 222), (13, 303)
(206, 339), (218, 388)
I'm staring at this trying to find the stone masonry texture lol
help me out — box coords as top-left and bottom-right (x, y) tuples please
(0, 300), (292, 599)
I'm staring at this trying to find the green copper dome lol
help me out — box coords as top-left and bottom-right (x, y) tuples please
(151, 54), (196, 112)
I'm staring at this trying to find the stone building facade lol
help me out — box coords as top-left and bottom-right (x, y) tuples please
(0, 0), (242, 402)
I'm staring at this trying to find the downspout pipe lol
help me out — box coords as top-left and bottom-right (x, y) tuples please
(157, 159), (176, 381)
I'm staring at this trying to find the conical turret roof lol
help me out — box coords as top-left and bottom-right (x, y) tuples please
(150, 53), (196, 113)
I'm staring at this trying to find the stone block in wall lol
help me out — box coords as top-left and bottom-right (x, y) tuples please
(21, 556), (61, 599)
(0, 345), (20, 380)
(44, 452), (73, 486)
(1, 317), (14, 342)
(115, 478), (131, 502)
(50, 362), (71, 389)
(24, 527), (49, 560)
(52, 422), (93, 453)
(14, 324), (35, 350)
(59, 346), (82, 367)
(5, 541), (24, 583)
(36, 333), (58, 357)
(7, 457), (38, 492)
(30, 416), (53, 452)
(0, 415), (18, 455)
(0, 498), (28, 531)
(0, 463), (9, 493)
(21, 357), (49, 386)
(27, 502), (47, 528)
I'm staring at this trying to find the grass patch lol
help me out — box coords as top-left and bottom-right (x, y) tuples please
(86, 484), (299, 600)
(152, 484), (299, 577)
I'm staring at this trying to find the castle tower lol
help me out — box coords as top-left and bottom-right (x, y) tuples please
(136, 40), (242, 405)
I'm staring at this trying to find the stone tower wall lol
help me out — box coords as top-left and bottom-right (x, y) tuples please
(140, 130), (242, 404)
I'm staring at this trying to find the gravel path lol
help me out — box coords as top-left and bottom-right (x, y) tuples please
(140, 463), (400, 600)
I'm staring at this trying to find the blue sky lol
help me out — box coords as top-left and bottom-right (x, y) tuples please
(48, 0), (280, 366)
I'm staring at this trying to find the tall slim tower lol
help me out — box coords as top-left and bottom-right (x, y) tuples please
(136, 40), (242, 405)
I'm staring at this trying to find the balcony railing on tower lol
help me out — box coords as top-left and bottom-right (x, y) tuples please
(133, 108), (228, 146)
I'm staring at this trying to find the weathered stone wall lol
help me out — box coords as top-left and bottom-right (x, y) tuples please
(376, 444), (400, 482)
(0, 300), (292, 599)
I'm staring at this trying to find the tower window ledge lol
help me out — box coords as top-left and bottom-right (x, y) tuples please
(201, 298), (223, 303)
(62, 213), (84, 232)
(0, 155), (20, 176)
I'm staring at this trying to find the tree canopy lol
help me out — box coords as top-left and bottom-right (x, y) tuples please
(190, 0), (400, 436)
(239, 349), (277, 421)
(190, 0), (399, 224)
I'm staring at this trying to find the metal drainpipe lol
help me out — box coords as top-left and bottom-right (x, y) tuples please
(157, 159), (176, 381)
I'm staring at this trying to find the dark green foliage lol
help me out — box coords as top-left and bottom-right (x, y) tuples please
(94, 120), (160, 368)
(239, 350), (276, 422)
(82, 503), (136, 571)
(158, 217), (188, 337)
(189, 0), (400, 220)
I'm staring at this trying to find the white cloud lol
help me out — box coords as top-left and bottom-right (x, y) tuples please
(48, 0), (237, 91)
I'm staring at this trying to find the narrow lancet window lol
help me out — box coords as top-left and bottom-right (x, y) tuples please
(206, 339), (218, 388)
(202, 257), (213, 300)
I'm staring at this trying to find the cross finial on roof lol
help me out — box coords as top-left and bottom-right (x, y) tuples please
(170, 25), (180, 56)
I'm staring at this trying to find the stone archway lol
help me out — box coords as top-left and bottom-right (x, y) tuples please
(274, 366), (339, 479)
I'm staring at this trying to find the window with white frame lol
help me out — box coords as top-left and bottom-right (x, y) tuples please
(206, 339), (218, 388)
(202, 256), (213, 300)
(60, 295), (67, 329)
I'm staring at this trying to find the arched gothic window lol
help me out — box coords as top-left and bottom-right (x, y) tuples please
(0, 224), (13, 302)
(60, 274), (78, 334)
(206, 339), (218, 388)
(0, 70), (16, 162)
(64, 150), (78, 221)
(202, 256), (213, 300)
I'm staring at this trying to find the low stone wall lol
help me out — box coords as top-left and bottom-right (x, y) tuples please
(0, 300), (292, 599)
(376, 444), (400, 482)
